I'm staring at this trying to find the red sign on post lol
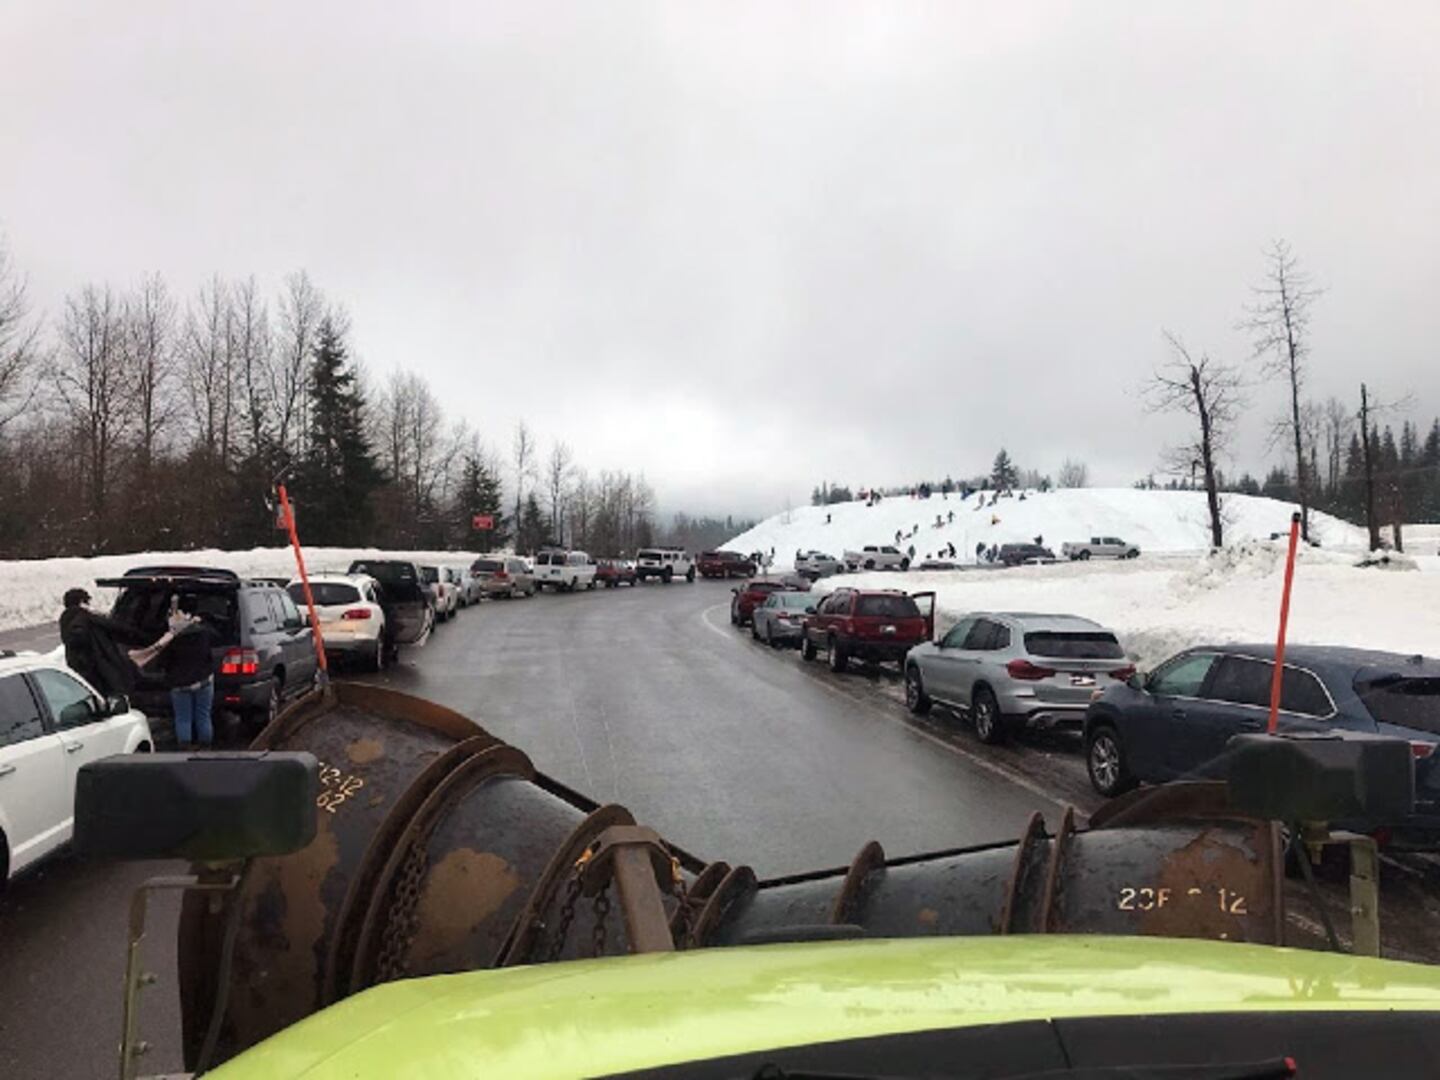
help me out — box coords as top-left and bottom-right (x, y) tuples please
(472, 514), (495, 531)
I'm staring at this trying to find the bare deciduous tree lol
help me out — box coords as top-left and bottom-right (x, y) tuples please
(1243, 240), (1321, 540)
(182, 276), (236, 466)
(0, 240), (39, 437)
(1056, 458), (1089, 489)
(273, 271), (324, 462)
(1147, 331), (1242, 549)
(512, 420), (536, 531)
(1321, 395), (1351, 496)
(545, 440), (573, 541)
(54, 285), (129, 550)
(232, 276), (272, 462)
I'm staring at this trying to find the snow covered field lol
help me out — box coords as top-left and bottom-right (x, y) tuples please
(726, 490), (1439, 667)
(0, 547), (484, 633)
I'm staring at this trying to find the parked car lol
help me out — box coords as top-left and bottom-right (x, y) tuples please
(0, 650), (153, 881)
(97, 566), (321, 733)
(795, 551), (844, 580)
(636, 547), (695, 583)
(697, 551), (757, 579)
(800, 588), (935, 673)
(730, 577), (798, 627)
(1062, 536), (1141, 561)
(1082, 646), (1440, 834)
(286, 573), (388, 672)
(843, 545), (910, 571)
(420, 565), (459, 621)
(750, 591), (814, 648)
(345, 559), (435, 655)
(904, 612), (1131, 744)
(596, 559), (638, 587)
(997, 543), (1057, 567)
(534, 548), (598, 592)
(449, 565), (482, 607)
(471, 555), (536, 599)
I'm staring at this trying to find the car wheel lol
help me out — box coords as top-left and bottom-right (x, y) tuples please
(370, 640), (386, 673)
(827, 637), (848, 673)
(765, 624), (779, 648)
(905, 665), (932, 715)
(750, 619), (760, 640)
(662, 568), (673, 584)
(686, 567), (695, 582)
(972, 686), (1005, 744)
(1086, 725), (1135, 796)
(258, 678), (283, 729)
(730, 603), (740, 626)
(864, 559), (875, 570)
(800, 635), (816, 661)
(900, 558), (910, 571)
(1079, 550), (1091, 561)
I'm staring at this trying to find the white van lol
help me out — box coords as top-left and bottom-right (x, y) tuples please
(635, 548), (695, 583)
(534, 549), (598, 592)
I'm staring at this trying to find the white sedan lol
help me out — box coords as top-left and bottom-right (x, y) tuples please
(286, 574), (389, 671)
(0, 651), (153, 881)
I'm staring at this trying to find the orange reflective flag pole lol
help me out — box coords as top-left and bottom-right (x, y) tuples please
(278, 483), (329, 684)
(1266, 512), (1302, 734)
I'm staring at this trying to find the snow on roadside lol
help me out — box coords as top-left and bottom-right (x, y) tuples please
(0, 546), (485, 632)
(830, 540), (1440, 669)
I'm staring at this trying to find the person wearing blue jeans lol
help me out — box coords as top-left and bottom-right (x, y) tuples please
(171, 677), (215, 747)
(154, 600), (223, 749)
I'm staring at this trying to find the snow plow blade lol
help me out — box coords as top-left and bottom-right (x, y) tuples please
(177, 684), (1287, 1069)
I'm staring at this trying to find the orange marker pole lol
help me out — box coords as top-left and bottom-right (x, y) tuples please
(278, 483), (329, 684)
(1266, 512), (1301, 734)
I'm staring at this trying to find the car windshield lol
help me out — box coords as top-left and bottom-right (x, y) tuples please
(856, 595), (921, 618)
(1024, 631), (1124, 659)
(8, 8), (1440, 1073)
(289, 582), (360, 607)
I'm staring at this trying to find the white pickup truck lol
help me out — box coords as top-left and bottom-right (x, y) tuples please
(843, 545), (911, 571)
(1061, 536), (1141, 561)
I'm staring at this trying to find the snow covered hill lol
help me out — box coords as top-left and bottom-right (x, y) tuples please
(723, 488), (1367, 565)
(725, 490), (1438, 667)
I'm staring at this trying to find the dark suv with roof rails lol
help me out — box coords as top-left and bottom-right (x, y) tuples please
(95, 566), (320, 739)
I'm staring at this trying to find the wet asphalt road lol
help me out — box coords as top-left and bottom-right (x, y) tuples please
(0, 577), (1077, 1078)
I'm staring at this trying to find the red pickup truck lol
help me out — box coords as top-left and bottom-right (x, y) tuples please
(800, 588), (935, 673)
(699, 551), (757, 579)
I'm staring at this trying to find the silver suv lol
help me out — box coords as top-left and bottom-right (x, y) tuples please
(903, 612), (1131, 743)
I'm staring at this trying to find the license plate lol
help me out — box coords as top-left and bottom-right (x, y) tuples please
(881, 625), (896, 635)
(1070, 674), (1096, 687)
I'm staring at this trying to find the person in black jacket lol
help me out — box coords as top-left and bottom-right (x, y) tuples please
(59, 588), (152, 697)
(152, 599), (223, 748)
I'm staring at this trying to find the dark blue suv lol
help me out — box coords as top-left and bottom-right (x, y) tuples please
(1084, 644), (1440, 842)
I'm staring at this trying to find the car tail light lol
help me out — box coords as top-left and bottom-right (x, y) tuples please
(1410, 741), (1436, 760)
(1108, 664), (1137, 680)
(1006, 658), (1057, 681)
(342, 608), (371, 620)
(220, 648), (259, 676)
(495, 569), (509, 580)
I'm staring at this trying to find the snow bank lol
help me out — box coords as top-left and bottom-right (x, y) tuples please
(0, 546), (487, 632)
(723, 488), (1368, 564)
(831, 540), (1440, 669)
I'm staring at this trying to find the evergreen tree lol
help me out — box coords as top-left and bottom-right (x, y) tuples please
(991, 449), (1019, 490)
(297, 317), (381, 544)
(516, 492), (548, 553)
(452, 450), (509, 549)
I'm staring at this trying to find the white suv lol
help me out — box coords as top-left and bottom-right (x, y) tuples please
(0, 650), (153, 882)
(534, 549), (598, 592)
(287, 574), (389, 672)
(636, 547), (695, 583)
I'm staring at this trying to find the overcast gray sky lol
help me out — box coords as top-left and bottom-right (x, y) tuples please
(3, 2), (1437, 519)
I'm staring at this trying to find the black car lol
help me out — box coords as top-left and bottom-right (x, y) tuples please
(997, 543), (1055, 566)
(96, 566), (320, 738)
(1084, 644), (1440, 843)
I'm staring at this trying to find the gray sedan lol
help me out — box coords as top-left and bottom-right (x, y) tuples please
(750, 591), (815, 647)
(903, 612), (1131, 743)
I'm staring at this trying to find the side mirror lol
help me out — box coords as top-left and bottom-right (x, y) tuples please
(1126, 671), (1146, 691)
(75, 751), (319, 861)
(105, 693), (131, 717)
(805, 605), (817, 615)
